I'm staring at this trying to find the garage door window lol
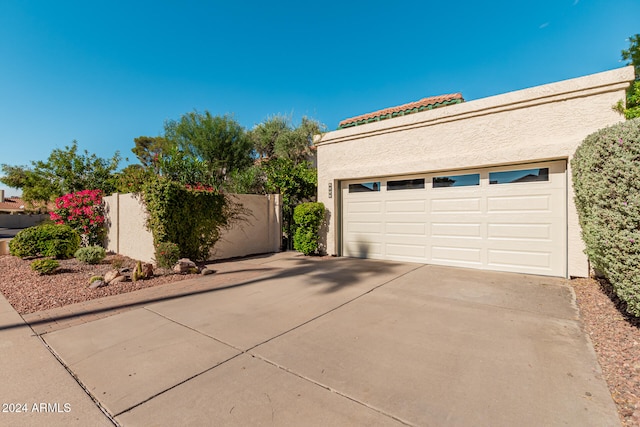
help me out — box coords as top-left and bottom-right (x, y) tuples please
(349, 182), (380, 193)
(433, 173), (480, 188)
(387, 178), (425, 191)
(489, 168), (549, 184)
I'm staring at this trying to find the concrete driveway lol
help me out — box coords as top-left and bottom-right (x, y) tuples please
(5, 253), (620, 426)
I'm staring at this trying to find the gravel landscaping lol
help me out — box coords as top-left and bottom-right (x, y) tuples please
(0, 254), (193, 314)
(0, 253), (638, 425)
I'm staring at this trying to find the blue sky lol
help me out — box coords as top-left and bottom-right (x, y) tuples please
(1, 0), (638, 196)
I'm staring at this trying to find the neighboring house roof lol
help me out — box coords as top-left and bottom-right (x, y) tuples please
(0, 197), (51, 213)
(338, 93), (464, 129)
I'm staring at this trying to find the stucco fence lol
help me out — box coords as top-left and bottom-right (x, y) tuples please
(0, 213), (49, 229)
(103, 193), (282, 264)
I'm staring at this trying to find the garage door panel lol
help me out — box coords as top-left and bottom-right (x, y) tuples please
(342, 161), (567, 277)
(347, 201), (383, 213)
(385, 222), (427, 236)
(386, 243), (427, 258)
(487, 195), (552, 213)
(385, 199), (426, 213)
(432, 246), (482, 264)
(488, 249), (552, 270)
(487, 223), (552, 240)
(431, 223), (482, 238)
(344, 241), (384, 258)
(431, 198), (482, 213)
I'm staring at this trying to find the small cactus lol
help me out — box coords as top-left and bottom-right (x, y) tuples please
(88, 275), (104, 284)
(132, 261), (144, 282)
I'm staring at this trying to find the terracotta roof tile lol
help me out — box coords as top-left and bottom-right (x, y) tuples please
(338, 93), (464, 129)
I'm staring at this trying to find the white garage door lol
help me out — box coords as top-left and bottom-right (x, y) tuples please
(341, 161), (567, 277)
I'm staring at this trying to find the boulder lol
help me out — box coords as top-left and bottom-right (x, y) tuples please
(89, 280), (107, 289)
(173, 258), (197, 274)
(201, 267), (215, 276)
(104, 269), (121, 284)
(110, 275), (127, 285)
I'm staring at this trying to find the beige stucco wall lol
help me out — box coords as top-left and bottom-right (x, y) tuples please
(104, 193), (281, 264)
(316, 66), (636, 278)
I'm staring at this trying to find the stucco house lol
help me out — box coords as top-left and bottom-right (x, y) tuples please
(316, 66), (636, 278)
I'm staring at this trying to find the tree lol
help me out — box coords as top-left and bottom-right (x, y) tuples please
(615, 34), (640, 119)
(250, 115), (323, 164)
(0, 141), (121, 203)
(131, 136), (169, 169)
(163, 111), (253, 183)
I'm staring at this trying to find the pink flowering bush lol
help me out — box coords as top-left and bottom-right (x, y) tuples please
(50, 189), (106, 247)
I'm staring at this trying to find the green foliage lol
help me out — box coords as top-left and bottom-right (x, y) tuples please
(132, 136), (169, 168)
(142, 176), (240, 262)
(10, 224), (80, 259)
(111, 254), (125, 269)
(571, 118), (640, 316)
(89, 275), (104, 284)
(156, 146), (214, 186)
(30, 259), (60, 275)
(264, 157), (317, 248)
(250, 115), (323, 164)
(116, 164), (156, 193)
(293, 202), (325, 255)
(164, 111), (253, 183)
(615, 35), (640, 119)
(154, 241), (180, 268)
(0, 140), (121, 204)
(74, 246), (107, 264)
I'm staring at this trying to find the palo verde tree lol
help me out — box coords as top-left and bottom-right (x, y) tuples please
(615, 34), (640, 119)
(163, 111), (253, 184)
(0, 140), (121, 203)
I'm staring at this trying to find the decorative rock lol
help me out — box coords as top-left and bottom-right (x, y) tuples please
(89, 280), (107, 289)
(110, 275), (127, 285)
(104, 269), (121, 284)
(143, 263), (154, 278)
(200, 268), (215, 276)
(173, 258), (197, 274)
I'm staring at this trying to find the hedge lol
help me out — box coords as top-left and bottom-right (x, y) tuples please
(571, 118), (640, 316)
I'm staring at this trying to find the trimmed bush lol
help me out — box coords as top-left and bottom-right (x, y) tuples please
(10, 224), (80, 259)
(571, 118), (640, 316)
(30, 259), (60, 275)
(293, 202), (325, 256)
(154, 242), (180, 269)
(75, 246), (107, 264)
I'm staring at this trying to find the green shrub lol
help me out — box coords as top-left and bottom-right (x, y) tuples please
(571, 117), (640, 316)
(154, 242), (180, 268)
(10, 224), (80, 259)
(293, 202), (325, 256)
(30, 259), (60, 275)
(143, 177), (242, 262)
(75, 246), (107, 264)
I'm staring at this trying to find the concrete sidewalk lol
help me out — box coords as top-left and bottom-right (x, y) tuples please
(1, 253), (621, 426)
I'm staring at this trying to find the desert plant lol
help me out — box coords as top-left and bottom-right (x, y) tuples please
(30, 259), (60, 275)
(88, 275), (104, 284)
(111, 254), (126, 269)
(74, 246), (106, 264)
(571, 118), (640, 316)
(293, 202), (325, 256)
(154, 242), (180, 269)
(10, 224), (80, 259)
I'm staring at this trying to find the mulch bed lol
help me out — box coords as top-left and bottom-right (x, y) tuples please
(569, 277), (640, 426)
